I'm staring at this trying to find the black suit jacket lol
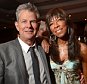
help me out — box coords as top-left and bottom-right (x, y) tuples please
(0, 38), (51, 84)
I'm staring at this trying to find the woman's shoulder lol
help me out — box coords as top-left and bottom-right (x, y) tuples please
(79, 42), (87, 59)
(80, 42), (87, 52)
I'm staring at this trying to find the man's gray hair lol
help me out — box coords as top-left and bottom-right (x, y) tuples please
(16, 2), (40, 21)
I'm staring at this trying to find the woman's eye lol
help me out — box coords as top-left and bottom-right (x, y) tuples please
(49, 23), (53, 26)
(58, 18), (64, 21)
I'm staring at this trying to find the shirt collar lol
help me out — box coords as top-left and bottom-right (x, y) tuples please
(18, 37), (36, 53)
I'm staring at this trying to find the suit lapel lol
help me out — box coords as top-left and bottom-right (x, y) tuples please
(37, 46), (51, 84)
(13, 39), (28, 84)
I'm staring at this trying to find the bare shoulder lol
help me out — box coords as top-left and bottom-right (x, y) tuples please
(80, 42), (87, 61)
(80, 42), (87, 49)
(80, 42), (87, 52)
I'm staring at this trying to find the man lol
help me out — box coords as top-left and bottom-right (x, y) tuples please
(0, 2), (51, 84)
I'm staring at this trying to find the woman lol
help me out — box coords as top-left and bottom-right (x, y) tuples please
(45, 8), (87, 84)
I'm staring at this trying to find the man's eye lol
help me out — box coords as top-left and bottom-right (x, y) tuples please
(22, 20), (27, 23)
(31, 20), (37, 23)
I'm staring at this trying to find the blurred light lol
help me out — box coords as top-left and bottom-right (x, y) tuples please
(68, 14), (71, 18)
(85, 18), (87, 21)
(4, 27), (7, 29)
(78, 36), (81, 41)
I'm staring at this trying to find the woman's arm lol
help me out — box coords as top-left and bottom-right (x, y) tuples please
(36, 36), (50, 53)
(80, 43), (87, 84)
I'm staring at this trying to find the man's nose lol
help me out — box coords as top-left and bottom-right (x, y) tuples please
(27, 21), (32, 27)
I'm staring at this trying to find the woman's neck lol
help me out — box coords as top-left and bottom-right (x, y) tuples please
(57, 38), (68, 46)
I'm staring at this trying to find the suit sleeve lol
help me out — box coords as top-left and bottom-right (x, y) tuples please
(0, 56), (4, 84)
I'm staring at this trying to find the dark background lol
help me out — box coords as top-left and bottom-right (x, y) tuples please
(0, 0), (87, 43)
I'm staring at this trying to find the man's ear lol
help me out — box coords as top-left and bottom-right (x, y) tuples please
(15, 21), (19, 31)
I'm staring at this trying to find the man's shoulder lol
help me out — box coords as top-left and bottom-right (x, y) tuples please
(0, 39), (18, 49)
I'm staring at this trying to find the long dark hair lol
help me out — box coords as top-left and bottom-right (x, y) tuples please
(46, 8), (80, 61)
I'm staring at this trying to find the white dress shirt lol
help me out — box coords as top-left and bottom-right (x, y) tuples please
(18, 37), (47, 84)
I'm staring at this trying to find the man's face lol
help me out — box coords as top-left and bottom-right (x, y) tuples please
(15, 10), (39, 42)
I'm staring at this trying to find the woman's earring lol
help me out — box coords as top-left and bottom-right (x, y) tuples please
(68, 28), (70, 34)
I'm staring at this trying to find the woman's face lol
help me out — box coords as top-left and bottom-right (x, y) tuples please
(49, 16), (68, 38)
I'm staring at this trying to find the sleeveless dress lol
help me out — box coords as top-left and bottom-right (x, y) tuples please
(50, 59), (81, 84)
